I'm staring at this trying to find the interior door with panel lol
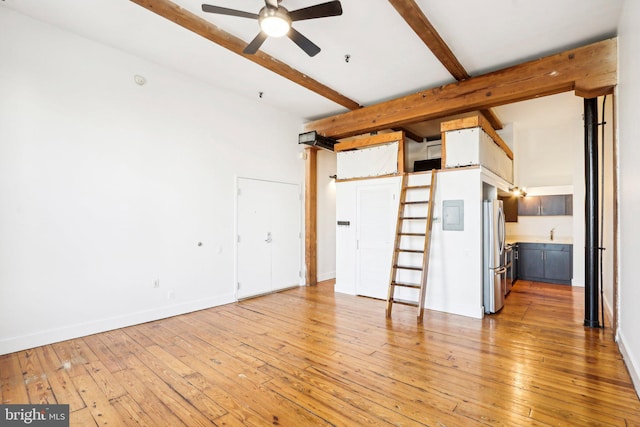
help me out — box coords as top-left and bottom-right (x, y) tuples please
(237, 178), (301, 299)
(356, 183), (398, 299)
(270, 181), (302, 291)
(237, 179), (272, 299)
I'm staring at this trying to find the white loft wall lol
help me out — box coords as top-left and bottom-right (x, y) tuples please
(0, 8), (304, 354)
(335, 169), (485, 319)
(617, 0), (640, 397)
(316, 150), (337, 281)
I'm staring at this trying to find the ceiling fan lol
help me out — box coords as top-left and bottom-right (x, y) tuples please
(201, 0), (343, 57)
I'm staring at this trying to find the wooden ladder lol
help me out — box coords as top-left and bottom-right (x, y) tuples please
(385, 171), (437, 321)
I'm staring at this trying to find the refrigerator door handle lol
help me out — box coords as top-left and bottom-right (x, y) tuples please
(494, 266), (507, 274)
(497, 207), (506, 254)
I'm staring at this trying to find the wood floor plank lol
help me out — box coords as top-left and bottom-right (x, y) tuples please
(143, 344), (196, 378)
(110, 393), (163, 427)
(261, 362), (456, 426)
(162, 339), (331, 426)
(18, 349), (56, 404)
(84, 360), (127, 401)
(51, 338), (98, 377)
(183, 371), (278, 427)
(33, 345), (86, 412)
(71, 372), (129, 426)
(112, 368), (187, 427)
(1, 280), (639, 426)
(69, 407), (98, 427)
(0, 353), (30, 404)
(81, 334), (127, 374)
(125, 349), (227, 421)
(119, 353), (219, 426)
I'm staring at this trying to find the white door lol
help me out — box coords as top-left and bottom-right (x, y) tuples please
(237, 178), (300, 299)
(356, 184), (397, 299)
(270, 182), (302, 291)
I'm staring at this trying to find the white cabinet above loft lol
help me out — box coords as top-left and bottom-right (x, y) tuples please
(442, 114), (514, 184)
(445, 127), (514, 183)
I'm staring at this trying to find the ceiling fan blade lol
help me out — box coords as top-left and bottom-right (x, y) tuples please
(201, 4), (258, 19)
(289, 1), (342, 22)
(287, 27), (321, 57)
(243, 32), (269, 54)
(264, 0), (278, 9)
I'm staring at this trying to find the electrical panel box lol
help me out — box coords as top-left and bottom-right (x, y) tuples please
(442, 200), (464, 231)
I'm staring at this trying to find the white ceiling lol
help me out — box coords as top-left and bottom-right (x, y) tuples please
(0, 0), (622, 123)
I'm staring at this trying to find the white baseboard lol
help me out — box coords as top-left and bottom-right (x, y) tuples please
(0, 293), (236, 356)
(317, 271), (336, 282)
(617, 329), (640, 399)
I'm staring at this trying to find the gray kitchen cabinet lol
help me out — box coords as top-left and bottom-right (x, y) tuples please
(517, 196), (541, 216)
(499, 195), (519, 222)
(518, 195), (573, 216)
(517, 243), (572, 285)
(541, 195), (570, 215)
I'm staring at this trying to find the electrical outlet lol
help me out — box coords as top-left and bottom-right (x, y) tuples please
(167, 290), (175, 300)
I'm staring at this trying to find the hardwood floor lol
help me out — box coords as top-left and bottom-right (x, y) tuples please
(1, 280), (639, 426)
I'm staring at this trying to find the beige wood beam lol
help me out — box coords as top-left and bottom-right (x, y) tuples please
(334, 131), (405, 152)
(393, 128), (423, 143)
(305, 38), (617, 139)
(130, 0), (361, 111)
(388, 0), (502, 130)
(304, 148), (317, 286)
(479, 108), (504, 132)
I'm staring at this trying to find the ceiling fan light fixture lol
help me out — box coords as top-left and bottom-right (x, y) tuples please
(259, 8), (291, 37)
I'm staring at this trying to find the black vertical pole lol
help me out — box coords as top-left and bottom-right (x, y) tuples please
(584, 98), (600, 328)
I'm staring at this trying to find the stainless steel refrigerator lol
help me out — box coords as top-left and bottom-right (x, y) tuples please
(483, 200), (506, 314)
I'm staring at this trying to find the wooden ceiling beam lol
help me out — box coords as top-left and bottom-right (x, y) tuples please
(304, 38), (617, 139)
(129, 0), (361, 111)
(388, 0), (503, 131)
(388, 0), (468, 80)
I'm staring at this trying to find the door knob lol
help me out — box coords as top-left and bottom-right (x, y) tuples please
(265, 232), (272, 243)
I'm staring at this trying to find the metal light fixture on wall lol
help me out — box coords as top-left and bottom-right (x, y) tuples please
(509, 186), (527, 197)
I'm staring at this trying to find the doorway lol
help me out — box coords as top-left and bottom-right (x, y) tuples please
(355, 182), (398, 299)
(236, 178), (301, 299)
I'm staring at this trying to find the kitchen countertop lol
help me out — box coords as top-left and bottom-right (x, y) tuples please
(506, 235), (573, 245)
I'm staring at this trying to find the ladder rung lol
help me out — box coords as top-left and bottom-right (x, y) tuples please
(391, 298), (419, 307)
(396, 249), (424, 253)
(391, 281), (421, 289)
(400, 217), (427, 220)
(402, 201), (429, 205)
(398, 233), (426, 236)
(406, 185), (430, 190)
(393, 264), (422, 271)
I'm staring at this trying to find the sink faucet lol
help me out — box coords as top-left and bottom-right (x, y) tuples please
(550, 228), (555, 241)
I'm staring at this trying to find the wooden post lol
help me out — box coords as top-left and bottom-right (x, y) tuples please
(305, 147), (317, 286)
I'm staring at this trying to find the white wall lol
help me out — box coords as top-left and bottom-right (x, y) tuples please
(617, 0), (640, 396)
(600, 96), (615, 321)
(316, 150), (337, 281)
(0, 8), (304, 354)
